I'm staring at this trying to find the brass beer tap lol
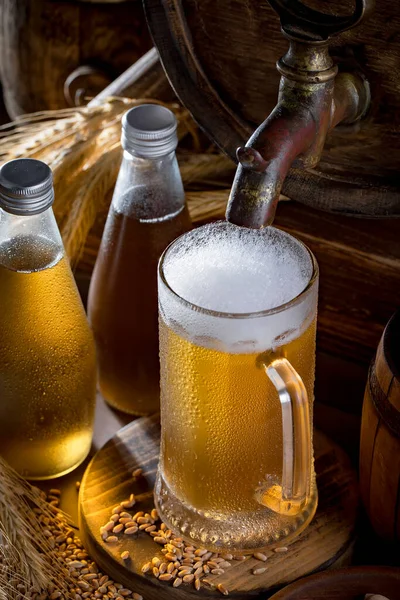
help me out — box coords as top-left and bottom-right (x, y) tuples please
(226, 0), (374, 228)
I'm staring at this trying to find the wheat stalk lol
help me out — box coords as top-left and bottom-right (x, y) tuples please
(0, 457), (69, 599)
(0, 97), (196, 268)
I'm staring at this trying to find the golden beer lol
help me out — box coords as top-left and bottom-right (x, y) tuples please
(0, 235), (97, 479)
(155, 221), (319, 552)
(159, 317), (316, 514)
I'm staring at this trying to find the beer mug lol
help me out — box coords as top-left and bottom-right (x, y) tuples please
(155, 221), (319, 552)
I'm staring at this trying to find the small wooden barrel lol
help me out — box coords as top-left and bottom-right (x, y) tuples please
(360, 309), (400, 541)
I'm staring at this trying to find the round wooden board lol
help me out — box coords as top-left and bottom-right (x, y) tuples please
(79, 415), (359, 599)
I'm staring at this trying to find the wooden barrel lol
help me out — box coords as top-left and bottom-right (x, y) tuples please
(143, 0), (400, 216)
(360, 309), (400, 541)
(0, 0), (151, 117)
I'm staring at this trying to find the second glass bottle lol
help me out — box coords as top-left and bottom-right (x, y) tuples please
(88, 104), (192, 415)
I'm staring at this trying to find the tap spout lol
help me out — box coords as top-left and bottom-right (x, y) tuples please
(227, 103), (317, 228)
(226, 35), (370, 229)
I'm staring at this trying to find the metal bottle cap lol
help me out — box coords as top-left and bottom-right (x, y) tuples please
(0, 158), (54, 216)
(121, 104), (178, 158)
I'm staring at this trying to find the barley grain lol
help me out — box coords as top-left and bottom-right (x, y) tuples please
(132, 468), (143, 478)
(253, 552), (267, 561)
(274, 547), (288, 553)
(120, 551), (130, 561)
(141, 562), (152, 574)
(120, 512), (132, 519)
(217, 583), (229, 596)
(253, 567), (267, 575)
(119, 518), (134, 525)
(154, 536), (167, 544)
(173, 578), (183, 588)
(221, 553), (233, 560)
(124, 527), (138, 535)
(202, 552), (213, 561)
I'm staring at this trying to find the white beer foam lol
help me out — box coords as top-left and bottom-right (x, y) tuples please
(159, 221), (317, 353)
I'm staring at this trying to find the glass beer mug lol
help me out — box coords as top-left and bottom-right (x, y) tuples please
(155, 221), (319, 552)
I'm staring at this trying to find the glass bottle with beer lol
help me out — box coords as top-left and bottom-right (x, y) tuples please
(88, 104), (192, 415)
(0, 158), (97, 479)
(156, 221), (319, 552)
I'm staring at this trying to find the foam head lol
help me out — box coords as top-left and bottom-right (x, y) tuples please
(159, 221), (318, 352)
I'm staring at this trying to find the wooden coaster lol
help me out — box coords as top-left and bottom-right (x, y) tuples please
(79, 415), (359, 599)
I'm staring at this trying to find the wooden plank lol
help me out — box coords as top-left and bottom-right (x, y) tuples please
(368, 421), (400, 541)
(80, 416), (359, 599)
(359, 385), (381, 515)
(268, 566), (400, 600)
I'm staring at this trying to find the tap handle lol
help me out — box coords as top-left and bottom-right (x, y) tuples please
(267, 0), (375, 41)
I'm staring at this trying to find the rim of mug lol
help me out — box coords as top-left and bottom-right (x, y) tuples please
(158, 223), (319, 320)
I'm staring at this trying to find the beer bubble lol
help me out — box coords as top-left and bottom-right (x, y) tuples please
(159, 221), (316, 352)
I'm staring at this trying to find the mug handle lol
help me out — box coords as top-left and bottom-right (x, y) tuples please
(262, 357), (311, 516)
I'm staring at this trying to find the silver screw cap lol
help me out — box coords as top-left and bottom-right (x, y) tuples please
(121, 104), (178, 158)
(0, 158), (54, 216)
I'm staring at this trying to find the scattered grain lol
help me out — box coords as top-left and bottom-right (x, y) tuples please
(141, 562), (152, 574)
(211, 568), (225, 575)
(113, 524), (124, 534)
(154, 536), (167, 545)
(253, 552), (267, 562)
(253, 567), (267, 575)
(217, 583), (229, 596)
